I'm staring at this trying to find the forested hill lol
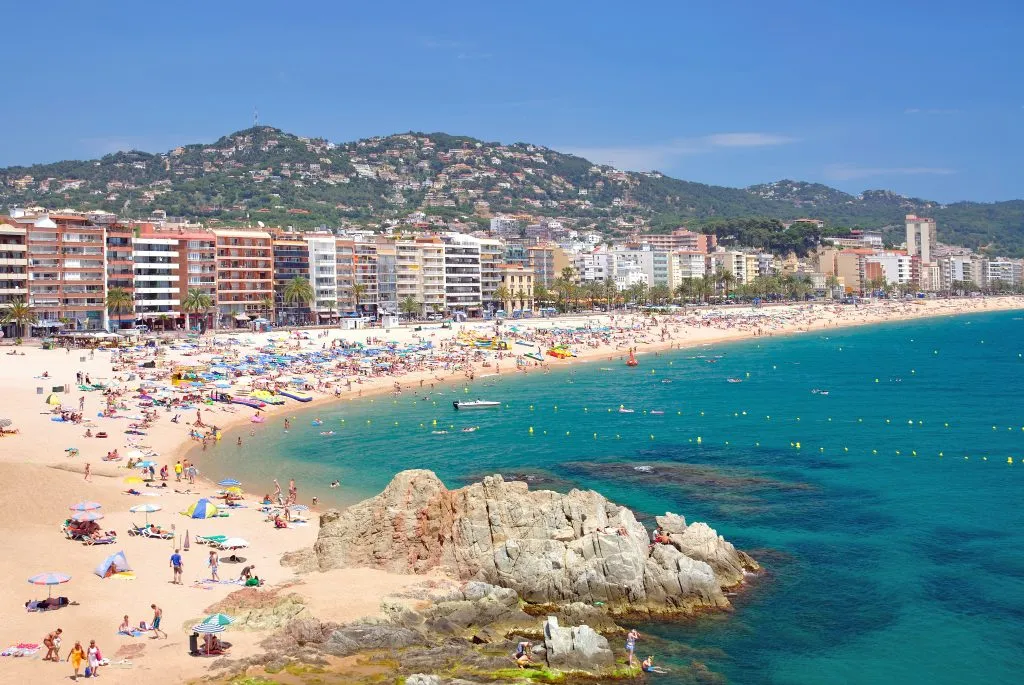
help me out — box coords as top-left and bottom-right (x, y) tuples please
(2, 127), (1022, 255)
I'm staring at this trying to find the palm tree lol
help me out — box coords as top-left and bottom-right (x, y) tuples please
(649, 284), (671, 306)
(603, 277), (617, 311)
(399, 295), (421, 319)
(533, 282), (550, 309)
(825, 274), (841, 299)
(182, 288), (213, 332)
(156, 313), (172, 332)
(1, 298), (36, 339)
(492, 285), (511, 312)
(262, 294), (278, 323)
(352, 283), (368, 315)
(105, 287), (133, 331)
(560, 266), (577, 284)
(283, 276), (314, 323)
(515, 286), (529, 312)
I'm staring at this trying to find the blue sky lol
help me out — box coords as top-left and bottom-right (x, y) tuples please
(3, 0), (1022, 202)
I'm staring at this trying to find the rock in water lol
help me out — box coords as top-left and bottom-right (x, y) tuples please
(302, 470), (756, 615)
(543, 616), (614, 671)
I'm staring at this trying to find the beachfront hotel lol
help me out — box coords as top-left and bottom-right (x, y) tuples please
(0, 222), (28, 338)
(212, 229), (274, 327)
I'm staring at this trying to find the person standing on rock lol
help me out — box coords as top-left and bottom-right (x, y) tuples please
(625, 628), (640, 667)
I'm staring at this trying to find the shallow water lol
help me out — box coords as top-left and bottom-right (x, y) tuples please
(197, 311), (1024, 684)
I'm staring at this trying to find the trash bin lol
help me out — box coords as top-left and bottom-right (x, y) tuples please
(189, 632), (200, 655)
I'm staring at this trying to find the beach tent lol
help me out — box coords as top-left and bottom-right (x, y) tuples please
(94, 551), (131, 578)
(185, 498), (218, 519)
(45, 393), (62, 405)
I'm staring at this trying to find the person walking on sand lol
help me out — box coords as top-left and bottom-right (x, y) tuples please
(86, 639), (101, 677)
(170, 548), (183, 584)
(208, 550), (219, 581)
(83, 463), (91, 482)
(150, 605), (166, 639)
(66, 640), (85, 678)
(174, 460), (182, 482)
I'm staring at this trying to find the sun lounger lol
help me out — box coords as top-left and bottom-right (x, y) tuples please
(139, 527), (173, 539)
(195, 534), (227, 545)
(84, 534), (117, 545)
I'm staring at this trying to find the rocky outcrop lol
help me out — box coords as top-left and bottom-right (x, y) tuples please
(656, 514), (760, 587)
(295, 470), (758, 616)
(542, 616), (614, 671)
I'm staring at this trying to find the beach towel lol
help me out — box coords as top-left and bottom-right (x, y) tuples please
(111, 571), (136, 580)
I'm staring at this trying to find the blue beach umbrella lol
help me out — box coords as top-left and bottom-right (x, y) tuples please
(69, 501), (102, 512)
(217, 479), (241, 487)
(288, 504), (309, 512)
(136, 460), (157, 469)
(192, 622), (225, 634)
(28, 572), (71, 598)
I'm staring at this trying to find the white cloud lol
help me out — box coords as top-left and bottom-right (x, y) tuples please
(563, 132), (796, 171)
(823, 164), (956, 181)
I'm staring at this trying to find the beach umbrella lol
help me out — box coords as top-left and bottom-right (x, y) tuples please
(69, 501), (102, 512)
(224, 486), (242, 495)
(288, 504), (309, 512)
(185, 498), (218, 519)
(219, 537), (249, 549)
(129, 503), (162, 524)
(217, 479), (241, 487)
(0, 418), (12, 428)
(192, 622), (225, 634)
(71, 511), (104, 522)
(136, 460), (157, 469)
(200, 613), (236, 627)
(28, 572), (71, 598)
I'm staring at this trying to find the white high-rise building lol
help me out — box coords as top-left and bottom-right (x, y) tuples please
(305, 234), (338, 317)
(905, 215), (938, 264)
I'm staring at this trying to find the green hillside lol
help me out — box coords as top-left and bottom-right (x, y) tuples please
(2, 128), (1022, 255)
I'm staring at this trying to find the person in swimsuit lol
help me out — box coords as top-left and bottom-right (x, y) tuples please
(625, 628), (640, 667)
(150, 604), (166, 639)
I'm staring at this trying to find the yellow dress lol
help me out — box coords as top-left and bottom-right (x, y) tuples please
(70, 647), (84, 669)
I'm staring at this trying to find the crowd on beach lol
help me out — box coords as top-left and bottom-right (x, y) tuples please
(2, 295), (1022, 682)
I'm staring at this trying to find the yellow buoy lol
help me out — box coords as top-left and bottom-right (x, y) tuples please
(529, 405), (534, 411)
(584, 407), (588, 412)
(528, 426), (534, 433)
(896, 450), (901, 455)
(432, 419), (437, 426)
(366, 419), (371, 424)
(700, 411), (705, 416)
(795, 442), (801, 449)
(593, 433), (597, 439)
(566, 431), (570, 436)
(394, 421), (399, 426)
(875, 378), (879, 383)
(696, 436), (702, 444)
(725, 440), (730, 445)
(939, 452), (944, 457)
(1009, 457), (1015, 465)
(911, 450), (917, 456)
(844, 447), (849, 452)
(755, 441), (760, 446)
(819, 447), (824, 453)
(742, 411), (747, 416)
(872, 449), (878, 454)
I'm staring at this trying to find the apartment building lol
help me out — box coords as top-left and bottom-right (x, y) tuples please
(0, 222), (28, 338)
(707, 251), (747, 285)
(335, 239), (356, 314)
(987, 260), (1022, 288)
(479, 237), (503, 309)
(395, 237), (445, 316)
(132, 234), (182, 327)
(212, 229), (274, 326)
(353, 240), (379, 315)
(497, 264), (535, 312)
(527, 243), (570, 288)
(575, 249), (614, 284)
(668, 251), (707, 290)
(16, 212), (107, 330)
(104, 223), (134, 329)
(633, 229), (716, 253)
(906, 214), (938, 264)
(305, 234), (339, 321)
(272, 237), (310, 324)
(862, 253), (913, 287)
(442, 233), (483, 315)
(376, 242), (398, 316)
(179, 231), (217, 330)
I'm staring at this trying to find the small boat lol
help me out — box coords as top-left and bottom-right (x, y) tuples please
(461, 426), (479, 433)
(453, 400), (501, 410)
(319, 431), (335, 436)
(432, 430), (448, 435)
(618, 405), (635, 414)
(650, 410), (664, 415)
(311, 419), (323, 426)
(661, 379), (672, 384)
(626, 350), (639, 367)
(727, 378), (743, 383)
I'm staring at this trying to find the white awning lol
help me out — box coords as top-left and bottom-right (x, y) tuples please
(234, 314), (250, 321)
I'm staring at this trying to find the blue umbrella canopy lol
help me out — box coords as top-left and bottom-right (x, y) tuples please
(136, 460), (158, 469)
(69, 501), (102, 512)
(200, 613), (235, 627)
(287, 504), (309, 512)
(217, 479), (241, 487)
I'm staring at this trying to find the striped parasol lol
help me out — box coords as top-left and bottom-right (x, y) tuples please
(200, 613), (235, 627)
(28, 572), (71, 598)
(71, 511), (104, 522)
(287, 504), (309, 512)
(69, 501), (102, 512)
(217, 479), (241, 487)
(192, 622), (225, 634)
(130, 503), (162, 524)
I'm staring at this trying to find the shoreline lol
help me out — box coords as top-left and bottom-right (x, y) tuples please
(0, 296), (1022, 684)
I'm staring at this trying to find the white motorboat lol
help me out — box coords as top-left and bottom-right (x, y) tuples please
(453, 400), (501, 410)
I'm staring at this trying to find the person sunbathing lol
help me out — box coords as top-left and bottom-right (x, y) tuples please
(273, 515), (287, 529)
(118, 615), (132, 634)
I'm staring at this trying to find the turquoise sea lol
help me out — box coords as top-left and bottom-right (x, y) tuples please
(196, 310), (1024, 684)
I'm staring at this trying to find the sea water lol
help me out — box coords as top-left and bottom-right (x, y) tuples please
(198, 310), (1024, 684)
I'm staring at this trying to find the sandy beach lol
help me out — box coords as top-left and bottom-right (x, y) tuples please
(0, 296), (1021, 684)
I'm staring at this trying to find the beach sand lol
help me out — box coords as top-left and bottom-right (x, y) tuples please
(0, 296), (1021, 683)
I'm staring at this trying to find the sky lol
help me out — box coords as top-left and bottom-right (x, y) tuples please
(3, 0), (1022, 203)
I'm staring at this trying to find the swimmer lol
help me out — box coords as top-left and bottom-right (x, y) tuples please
(641, 655), (668, 674)
(330, 480), (340, 488)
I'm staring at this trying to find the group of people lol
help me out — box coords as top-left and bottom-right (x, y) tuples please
(41, 628), (104, 679)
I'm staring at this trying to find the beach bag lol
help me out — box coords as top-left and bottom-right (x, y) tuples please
(84, 666), (92, 677)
